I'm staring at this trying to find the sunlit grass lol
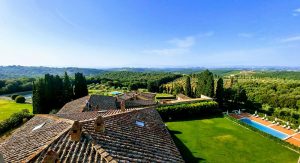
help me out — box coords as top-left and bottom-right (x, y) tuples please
(0, 99), (32, 121)
(166, 117), (299, 163)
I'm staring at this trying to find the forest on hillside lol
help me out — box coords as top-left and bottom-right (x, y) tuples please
(0, 66), (105, 79)
(160, 70), (300, 127)
(87, 71), (182, 91)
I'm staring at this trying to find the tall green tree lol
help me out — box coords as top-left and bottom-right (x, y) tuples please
(74, 72), (88, 98)
(205, 70), (214, 97)
(216, 78), (224, 107)
(32, 79), (45, 114)
(196, 70), (214, 97)
(63, 72), (73, 102)
(185, 76), (192, 97)
(54, 75), (64, 108)
(33, 73), (76, 114)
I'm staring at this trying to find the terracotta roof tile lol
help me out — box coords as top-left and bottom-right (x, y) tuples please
(125, 100), (157, 108)
(0, 115), (73, 162)
(57, 96), (90, 114)
(88, 95), (117, 111)
(1, 107), (183, 162)
(82, 108), (183, 162)
(56, 109), (134, 121)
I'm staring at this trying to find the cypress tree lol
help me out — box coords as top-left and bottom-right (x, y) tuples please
(185, 76), (192, 97)
(74, 73), (88, 99)
(216, 78), (224, 107)
(32, 81), (38, 114)
(63, 72), (73, 102)
(196, 74), (204, 97)
(196, 70), (214, 97)
(54, 75), (64, 108)
(32, 74), (69, 114)
(32, 78), (46, 113)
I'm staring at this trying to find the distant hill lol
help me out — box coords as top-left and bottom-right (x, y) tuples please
(0, 66), (105, 79)
(1, 65), (299, 79)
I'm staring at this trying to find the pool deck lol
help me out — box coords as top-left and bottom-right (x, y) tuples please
(229, 113), (300, 147)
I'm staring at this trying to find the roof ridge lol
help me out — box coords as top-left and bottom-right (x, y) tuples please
(36, 114), (75, 124)
(100, 107), (157, 120)
(78, 109), (139, 123)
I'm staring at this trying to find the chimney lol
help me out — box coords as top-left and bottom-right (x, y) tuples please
(69, 121), (82, 142)
(95, 105), (100, 111)
(0, 152), (5, 163)
(86, 100), (90, 111)
(121, 100), (125, 112)
(133, 94), (137, 100)
(42, 150), (59, 163)
(94, 116), (105, 132)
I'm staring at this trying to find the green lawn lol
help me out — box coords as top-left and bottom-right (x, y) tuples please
(166, 117), (299, 163)
(0, 99), (32, 121)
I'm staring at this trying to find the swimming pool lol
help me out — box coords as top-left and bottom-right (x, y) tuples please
(240, 118), (288, 140)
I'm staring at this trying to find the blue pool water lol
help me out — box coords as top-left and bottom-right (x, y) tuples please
(111, 91), (122, 95)
(240, 118), (288, 140)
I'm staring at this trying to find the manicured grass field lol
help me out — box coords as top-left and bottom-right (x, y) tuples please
(0, 99), (32, 121)
(166, 117), (299, 163)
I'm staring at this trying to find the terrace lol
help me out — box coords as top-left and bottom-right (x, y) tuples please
(229, 112), (300, 147)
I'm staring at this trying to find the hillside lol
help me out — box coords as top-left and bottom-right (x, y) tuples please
(0, 66), (105, 79)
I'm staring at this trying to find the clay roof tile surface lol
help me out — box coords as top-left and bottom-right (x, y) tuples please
(1, 107), (183, 162)
(0, 115), (73, 162)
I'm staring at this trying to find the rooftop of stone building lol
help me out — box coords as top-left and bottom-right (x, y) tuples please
(0, 107), (183, 163)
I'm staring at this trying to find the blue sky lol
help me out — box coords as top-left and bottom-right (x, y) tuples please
(0, 0), (300, 68)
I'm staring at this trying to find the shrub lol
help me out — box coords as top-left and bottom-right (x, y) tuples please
(156, 96), (176, 100)
(157, 101), (220, 121)
(11, 94), (19, 100)
(15, 95), (26, 103)
(0, 109), (33, 134)
(49, 109), (58, 114)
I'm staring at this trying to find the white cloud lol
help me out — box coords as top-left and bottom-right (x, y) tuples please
(198, 31), (215, 37)
(143, 32), (214, 56)
(143, 35), (196, 56)
(280, 36), (300, 43)
(143, 48), (189, 56)
(294, 8), (300, 12)
(168, 36), (195, 48)
(292, 8), (300, 16)
(238, 33), (253, 38)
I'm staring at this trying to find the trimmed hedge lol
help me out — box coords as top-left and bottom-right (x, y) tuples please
(156, 96), (176, 100)
(157, 101), (220, 121)
(15, 95), (26, 103)
(11, 94), (19, 100)
(226, 115), (300, 153)
(0, 109), (33, 134)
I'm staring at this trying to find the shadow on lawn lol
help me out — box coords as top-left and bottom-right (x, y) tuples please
(169, 130), (206, 163)
(168, 114), (224, 123)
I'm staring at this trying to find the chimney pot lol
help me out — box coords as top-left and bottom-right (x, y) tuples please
(70, 121), (82, 142)
(94, 116), (105, 132)
(121, 100), (125, 112)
